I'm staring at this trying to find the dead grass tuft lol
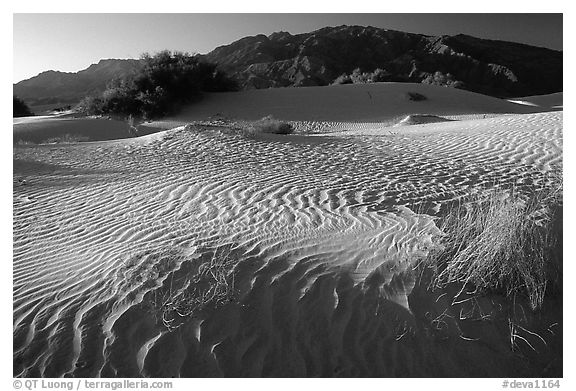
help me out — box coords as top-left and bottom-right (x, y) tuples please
(43, 133), (90, 143)
(150, 245), (238, 331)
(240, 115), (294, 137)
(424, 177), (562, 309)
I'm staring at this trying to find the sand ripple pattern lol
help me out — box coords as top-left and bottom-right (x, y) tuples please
(13, 112), (562, 377)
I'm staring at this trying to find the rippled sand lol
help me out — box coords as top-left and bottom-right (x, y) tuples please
(13, 84), (562, 377)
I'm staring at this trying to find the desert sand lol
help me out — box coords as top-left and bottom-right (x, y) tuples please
(13, 113), (163, 144)
(13, 83), (562, 377)
(146, 82), (544, 129)
(507, 92), (563, 111)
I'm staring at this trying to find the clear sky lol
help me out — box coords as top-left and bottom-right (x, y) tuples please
(13, 13), (563, 83)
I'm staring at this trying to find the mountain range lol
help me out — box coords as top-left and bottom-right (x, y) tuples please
(14, 25), (562, 108)
(14, 59), (142, 107)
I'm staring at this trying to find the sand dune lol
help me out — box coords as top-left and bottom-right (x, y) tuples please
(13, 115), (163, 144)
(508, 92), (563, 110)
(13, 83), (562, 377)
(147, 82), (544, 129)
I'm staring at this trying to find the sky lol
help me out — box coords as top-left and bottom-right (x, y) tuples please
(13, 13), (563, 83)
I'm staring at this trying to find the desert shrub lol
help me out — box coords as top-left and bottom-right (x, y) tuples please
(13, 96), (33, 117)
(369, 68), (392, 83)
(332, 73), (353, 85)
(99, 77), (141, 115)
(52, 105), (72, 112)
(77, 50), (237, 120)
(332, 68), (393, 85)
(246, 115), (294, 135)
(350, 68), (371, 84)
(76, 96), (105, 115)
(422, 71), (465, 89)
(424, 179), (562, 309)
(406, 92), (427, 101)
(205, 68), (241, 92)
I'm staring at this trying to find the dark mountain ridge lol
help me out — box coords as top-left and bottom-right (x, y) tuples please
(14, 25), (562, 108)
(203, 25), (562, 97)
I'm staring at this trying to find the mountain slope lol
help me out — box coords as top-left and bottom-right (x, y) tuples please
(203, 25), (562, 97)
(14, 59), (142, 107)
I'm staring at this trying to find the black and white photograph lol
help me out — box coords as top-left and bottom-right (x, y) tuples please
(11, 7), (564, 382)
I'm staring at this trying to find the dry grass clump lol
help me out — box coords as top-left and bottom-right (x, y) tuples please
(425, 178), (562, 309)
(151, 245), (237, 331)
(43, 133), (90, 143)
(126, 114), (139, 137)
(242, 115), (294, 136)
(14, 139), (36, 146)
